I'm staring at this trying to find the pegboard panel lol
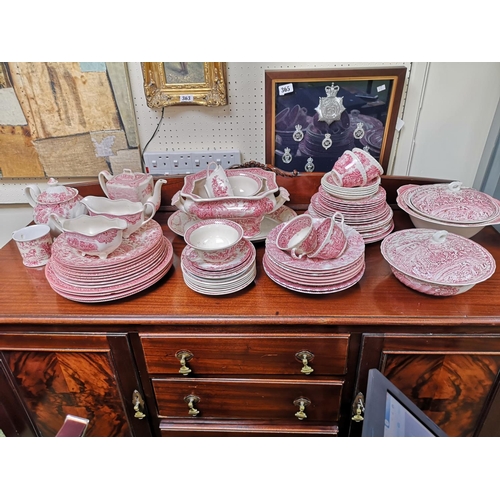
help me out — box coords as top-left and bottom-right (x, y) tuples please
(1, 62), (410, 205)
(128, 62), (411, 165)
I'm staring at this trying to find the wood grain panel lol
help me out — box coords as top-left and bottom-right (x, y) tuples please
(0, 125), (44, 177)
(141, 334), (349, 376)
(160, 418), (338, 436)
(382, 353), (500, 437)
(9, 62), (120, 139)
(4, 350), (131, 437)
(153, 378), (342, 422)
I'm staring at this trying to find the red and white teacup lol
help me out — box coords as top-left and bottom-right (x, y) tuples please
(308, 212), (347, 260)
(331, 150), (367, 188)
(276, 214), (318, 259)
(352, 148), (383, 183)
(12, 224), (53, 267)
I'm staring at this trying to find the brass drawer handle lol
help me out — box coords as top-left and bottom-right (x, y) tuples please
(176, 350), (193, 376)
(295, 350), (314, 375)
(293, 397), (311, 420)
(184, 395), (200, 416)
(351, 392), (365, 422)
(132, 390), (146, 419)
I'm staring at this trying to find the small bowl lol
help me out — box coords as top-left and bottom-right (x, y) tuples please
(228, 173), (263, 197)
(184, 219), (244, 263)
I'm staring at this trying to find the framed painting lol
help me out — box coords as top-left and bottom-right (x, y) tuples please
(142, 62), (228, 108)
(265, 67), (407, 174)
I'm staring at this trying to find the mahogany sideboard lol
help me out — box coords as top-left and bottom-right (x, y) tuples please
(1, 174), (500, 437)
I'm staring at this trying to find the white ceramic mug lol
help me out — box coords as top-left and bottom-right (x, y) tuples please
(12, 224), (53, 267)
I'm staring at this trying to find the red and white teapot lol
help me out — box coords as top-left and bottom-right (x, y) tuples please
(98, 169), (166, 212)
(24, 178), (87, 235)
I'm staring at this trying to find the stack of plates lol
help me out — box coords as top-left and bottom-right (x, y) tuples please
(45, 220), (173, 303)
(180, 239), (256, 295)
(308, 180), (394, 244)
(263, 219), (365, 294)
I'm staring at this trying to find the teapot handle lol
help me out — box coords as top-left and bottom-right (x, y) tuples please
(24, 185), (41, 208)
(98, 170), (113, 198)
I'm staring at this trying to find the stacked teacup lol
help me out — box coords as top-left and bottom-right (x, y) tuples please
(263, 213), (366, 294)
(308, 148), (394, 244)
(180, 219), (257, 295)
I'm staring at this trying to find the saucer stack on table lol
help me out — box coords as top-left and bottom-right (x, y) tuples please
(45, 219), (173, 303)
(181, 239), (257, 295)
(263, 219), (366, 294)
(308, 171), (394, 244)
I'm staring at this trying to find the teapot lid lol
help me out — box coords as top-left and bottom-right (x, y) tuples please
(109, 169), (150, 187)
(38, 178), (78, 204)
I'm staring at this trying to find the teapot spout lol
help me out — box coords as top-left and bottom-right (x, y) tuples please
(147, 178), (167, 212)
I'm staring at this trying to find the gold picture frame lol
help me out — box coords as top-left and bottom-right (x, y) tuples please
(141, 62), (228, 108)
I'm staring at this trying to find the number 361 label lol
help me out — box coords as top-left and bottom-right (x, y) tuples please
(180, 95), (194, 102)
(278, 83), (294, 96)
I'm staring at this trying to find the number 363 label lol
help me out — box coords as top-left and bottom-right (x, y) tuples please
(180, 95), (194, 102)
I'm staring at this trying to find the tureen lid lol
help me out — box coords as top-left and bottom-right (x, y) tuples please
(109, 169), (150, 187)
(38, 178), (79, 204)
(380, 229), (496, 286)
(407, 182), (500, 224)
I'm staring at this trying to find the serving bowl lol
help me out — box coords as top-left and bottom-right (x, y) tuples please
(172, 167), (290, 237)
(381, 228), (496, 296)
(397, 184), (500, 238)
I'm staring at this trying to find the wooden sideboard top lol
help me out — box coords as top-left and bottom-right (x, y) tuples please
(2, 174), (500, 329)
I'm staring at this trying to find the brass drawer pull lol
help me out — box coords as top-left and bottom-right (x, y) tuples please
(351, 392), (365, 422)
(293, 397), (311, 420)
(176, 350), (194, 376)
(184, 395), (200, 416)
(295, 350), (314, 375)
(132, 390), (146, 419)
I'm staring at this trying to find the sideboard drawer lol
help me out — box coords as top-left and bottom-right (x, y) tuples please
(152, 377), (343, 423)
(141, 334), (349, 376)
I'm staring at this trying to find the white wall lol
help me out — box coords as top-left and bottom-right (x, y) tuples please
(392, 62), (500, 185)
(1, 61), (499, 248)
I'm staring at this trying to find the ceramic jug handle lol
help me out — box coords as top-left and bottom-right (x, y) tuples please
(24, 185), (41, 208)
(142, 202), (156, 224)
(48, 213), (64, 233)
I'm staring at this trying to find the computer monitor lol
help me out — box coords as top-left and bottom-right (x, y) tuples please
(362, 368), (448, 437)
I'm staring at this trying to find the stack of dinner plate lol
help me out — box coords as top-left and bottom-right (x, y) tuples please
(180, 239), (256, 295)
(263, 219), (366, 294)
(308, 173), (394, 244)
(45, 220), (173, 302)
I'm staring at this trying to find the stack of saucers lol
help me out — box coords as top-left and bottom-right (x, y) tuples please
(308, 176), (394, 244)
(45, 220), (173, 303)
(180, 219), (256, 295)
(263, 218), (365, 294)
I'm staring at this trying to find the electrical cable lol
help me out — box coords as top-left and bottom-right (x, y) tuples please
(141, 107), (165, 169)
